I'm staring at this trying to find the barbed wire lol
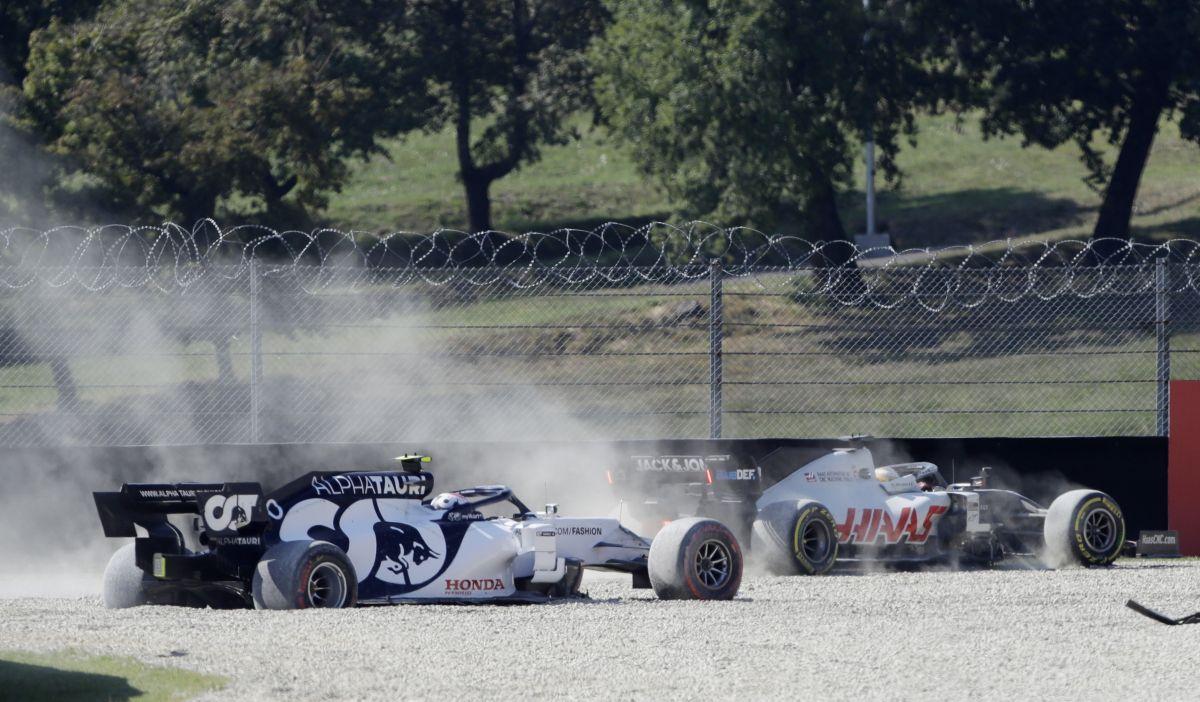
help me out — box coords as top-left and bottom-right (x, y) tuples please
(1, 221), (1199, 303)
(0, 221), (1193, 443)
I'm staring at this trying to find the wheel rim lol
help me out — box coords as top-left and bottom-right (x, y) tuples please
(800, 519), (833, 563)
(306, 562), (348, 608)
(1081, 508), (1117, 554)
(694, 539), (732, 590)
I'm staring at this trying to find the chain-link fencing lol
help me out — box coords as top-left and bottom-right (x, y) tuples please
(2, 222), (1199, 446)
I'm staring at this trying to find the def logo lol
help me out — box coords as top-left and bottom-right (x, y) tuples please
(203, 494), (259, 533)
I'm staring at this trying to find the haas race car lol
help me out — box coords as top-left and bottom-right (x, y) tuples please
(611, 445), (1126, 574)
(94, 455), (742, 609)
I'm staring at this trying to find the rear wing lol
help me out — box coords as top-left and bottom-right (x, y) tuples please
(94, 482), (263, 537)
(610, 453), (759, 486)
(604, 454), (761, 539)
(607, 454), (762, 506)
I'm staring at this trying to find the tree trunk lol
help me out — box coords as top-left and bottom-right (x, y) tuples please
(179, 192), (218, 226)
(805, 170), (853, 266)
(1091, 70), (1173, 245)
(804, 168), (864, 299)
(49, 357), (78, 410)
(213, 336), (235, 385)
(262, 174), (304, 227)
(450, 0), (529, 237)
(463, 173), (493, 233)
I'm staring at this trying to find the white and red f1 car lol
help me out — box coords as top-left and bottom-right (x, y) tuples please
(94, 455), (743, 608)
(613, 446), (1126, 574)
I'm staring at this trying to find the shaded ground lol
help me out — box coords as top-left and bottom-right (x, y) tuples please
(0, 650), (223, 702)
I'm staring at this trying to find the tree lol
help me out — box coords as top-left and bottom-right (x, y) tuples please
(593, 0), (935, 249)
(0, 2), (100, 225)
(935, 0), (1200, 241)
(405, 0), (609, 233)
(19, 0), (425, 223)
(0, 1), (97, 87)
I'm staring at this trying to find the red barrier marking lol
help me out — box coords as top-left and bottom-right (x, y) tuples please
(1169, 380), (1200, 556)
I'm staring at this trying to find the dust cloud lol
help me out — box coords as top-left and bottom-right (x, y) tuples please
(0, 233), (640, 597)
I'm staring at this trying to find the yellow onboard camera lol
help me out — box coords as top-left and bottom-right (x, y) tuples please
(395, 454), (432, 473)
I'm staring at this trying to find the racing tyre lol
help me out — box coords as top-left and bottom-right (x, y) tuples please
(752, 500), (839, 575)
(103, 543), (148, 608)
(648, 518), (742, 600)
(252, 540), (358, 610)
(1043, 489), (1125, 568)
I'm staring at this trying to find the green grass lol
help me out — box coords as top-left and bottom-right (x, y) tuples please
(324, 117), (672, 233)
(0, 650), (225, 702)
(851, 114), (1200, 247)
(325, 112), (1200, 243)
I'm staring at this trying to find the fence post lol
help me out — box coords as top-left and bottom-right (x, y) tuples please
(709, 259), (723, 439)
(1156, 257), (1171, 437)
(249, 258), (262, 444)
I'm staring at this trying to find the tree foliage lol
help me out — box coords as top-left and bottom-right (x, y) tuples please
(404, 0), (609, 233)
(0, 1), (100, 224)
(19, 0), (424, 223)
(936, 0), (1200, 240)
(593, 0), (937, 243)
(5, 0), (1196, 241)
(0, 0), (97, 86)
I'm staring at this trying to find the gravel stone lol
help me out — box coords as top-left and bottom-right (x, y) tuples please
(2, 561), (1198, 701)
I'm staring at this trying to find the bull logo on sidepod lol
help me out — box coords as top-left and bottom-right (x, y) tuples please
(372, 520), (440, 586)
(276, 497), (455, 595)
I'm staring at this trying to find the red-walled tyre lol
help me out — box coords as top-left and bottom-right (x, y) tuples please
(252, 540), (358, 609)
(648, 518), (743, 600)
(102, 543), (148, 608)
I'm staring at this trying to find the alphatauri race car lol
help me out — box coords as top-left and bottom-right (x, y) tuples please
(94, 455), (742, 608)
(612, 446), (1126, 574)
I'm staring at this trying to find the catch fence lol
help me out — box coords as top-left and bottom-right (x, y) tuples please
(1, 223), (1198, 446)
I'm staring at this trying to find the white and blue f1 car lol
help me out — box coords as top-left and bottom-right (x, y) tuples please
(94, 455), (743, 609)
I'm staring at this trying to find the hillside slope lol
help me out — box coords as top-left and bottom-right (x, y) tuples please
(326, 113), (1200, 245)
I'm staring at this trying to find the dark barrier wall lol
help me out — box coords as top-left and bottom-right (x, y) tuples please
(878, 436), (1166, 537)
(604, 436), (1167, 538)
(1, 435), (1166, 554)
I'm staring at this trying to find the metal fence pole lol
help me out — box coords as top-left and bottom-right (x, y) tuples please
(249, 258), (263, 444)
(709, 259), (723, 439)
(1156, 257), (1171, 437)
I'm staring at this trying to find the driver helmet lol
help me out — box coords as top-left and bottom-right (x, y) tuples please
(430, 492), (469, 510)
(874, 466), (899, 482)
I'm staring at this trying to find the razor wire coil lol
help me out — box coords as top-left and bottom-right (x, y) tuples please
(2, 221), (1200, 311)
(1, 221), (1197, 444)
